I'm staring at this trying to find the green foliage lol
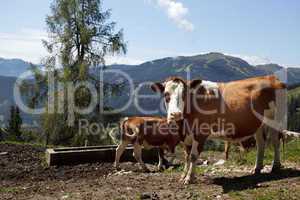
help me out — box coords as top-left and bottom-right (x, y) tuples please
(21, 0), (126, 146)
(21, 130), (43, 144)
(0, 129), (3, 141)
(288, 86), (300, 132)
(44, 0), (126, 73)
(7, 106), (23, 141)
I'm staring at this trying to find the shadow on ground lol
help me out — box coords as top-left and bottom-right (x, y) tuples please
(212, 168), (300, 193)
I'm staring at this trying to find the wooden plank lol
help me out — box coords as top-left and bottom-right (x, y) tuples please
(46, 146), (158, 166)
(0, 152), (8, 156)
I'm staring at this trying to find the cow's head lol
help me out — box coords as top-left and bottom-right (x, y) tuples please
(151, 77), (202, 123)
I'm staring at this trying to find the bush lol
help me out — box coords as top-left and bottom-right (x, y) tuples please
(21, 130), (42, 143)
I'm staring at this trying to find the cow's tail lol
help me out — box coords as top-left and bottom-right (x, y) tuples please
(120, 117), (139, 140)
(108, 127), (121, 144)
(108, 117), (131, 144)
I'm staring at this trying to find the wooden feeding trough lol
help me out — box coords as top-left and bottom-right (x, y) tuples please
(45, 145), (158, 166)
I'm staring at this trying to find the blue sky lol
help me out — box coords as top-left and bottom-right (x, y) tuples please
(0, 0), (299, 67)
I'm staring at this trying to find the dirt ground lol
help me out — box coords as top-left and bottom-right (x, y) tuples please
(1, 143), (300, 200)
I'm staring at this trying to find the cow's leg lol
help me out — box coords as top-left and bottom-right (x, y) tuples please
(183, 138), (206, 185)
(114, 140), (129, 170)
(238, 144), (246, 160)
(224, 141), (230, 160)
(271, 129), (282, 172)
(180, 145), (191, 182)
(157, 148), (165, 171)
(254, 127), (265, 174)
(167, 145), (176, 166)
(133, 143), (150, 172)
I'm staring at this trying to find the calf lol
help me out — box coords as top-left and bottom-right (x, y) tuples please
(114, 116), (181, 172)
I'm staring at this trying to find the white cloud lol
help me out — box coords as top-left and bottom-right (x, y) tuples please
(284, 64), (300, 68)
(153, 0), (194, 31)
(0, 28), (47, 63)
(0, 29), (144, 66)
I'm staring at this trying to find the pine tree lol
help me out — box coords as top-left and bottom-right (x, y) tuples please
(23, 0), (126, 145)
(7, 106), (23, 140)
(8, 106), (15, 137)
(15, 107), (23, 139)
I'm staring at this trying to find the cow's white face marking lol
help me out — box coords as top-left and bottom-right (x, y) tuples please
(164, 81), (185, 123)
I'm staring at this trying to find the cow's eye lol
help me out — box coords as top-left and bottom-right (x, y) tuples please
(164, 92), (171, 103)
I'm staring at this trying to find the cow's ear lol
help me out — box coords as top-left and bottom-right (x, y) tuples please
(151, 82), (164, 93)
(188, 79), (202, 90)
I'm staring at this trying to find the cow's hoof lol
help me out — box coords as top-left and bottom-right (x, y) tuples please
(271, 164), (282, 173)
(183, 176), (195, 185)
(114, 163), (121, 171)
(157, 164), (164, 172)
(253, 168), (262, 175)
(183, 178), (194, 185)
(183, 179), (191, 185)
(179, 176), (186, 183)
(157, 167), (164, 172)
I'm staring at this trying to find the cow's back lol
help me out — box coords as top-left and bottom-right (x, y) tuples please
(190, 75), (286, 141)
(121, 116), (166, 142)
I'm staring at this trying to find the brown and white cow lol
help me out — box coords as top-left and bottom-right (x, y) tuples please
(151, 75), (287, 184)
(114, 116), (181, 172)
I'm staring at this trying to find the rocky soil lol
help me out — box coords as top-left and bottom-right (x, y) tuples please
(1, 143), (300, 200)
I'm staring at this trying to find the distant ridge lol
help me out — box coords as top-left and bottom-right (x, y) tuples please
(0, 57), (31, 77)
(108, 52), (300, 84)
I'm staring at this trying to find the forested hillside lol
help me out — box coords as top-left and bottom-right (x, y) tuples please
(288, 86), (300, 131)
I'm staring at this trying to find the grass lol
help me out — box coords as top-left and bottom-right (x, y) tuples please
(288, 86), (300, 97)
(0, 140), (45, 147)
(163, 139), (300, 176)
(0, 186), (19, 193)
(282, 139), (300, 164)
(225, 139), (300, 167)
(163, 165), (184, 174)
(229, 186), (299, 200)
(0, 140), (57, 148)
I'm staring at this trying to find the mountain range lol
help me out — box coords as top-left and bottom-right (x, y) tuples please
(1, 52), (300, 121)
(107, 52), (300, 84)
(0, 57), (31, 77)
